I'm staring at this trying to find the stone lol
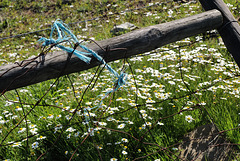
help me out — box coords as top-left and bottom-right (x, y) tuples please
(178, 123), (239, 160)
(110, 22), (137, 35)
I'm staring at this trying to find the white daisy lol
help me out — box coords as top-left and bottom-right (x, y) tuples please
(185, 115), (194, 123)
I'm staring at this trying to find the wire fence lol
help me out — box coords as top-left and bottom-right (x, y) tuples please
(0, 1), (240, 161)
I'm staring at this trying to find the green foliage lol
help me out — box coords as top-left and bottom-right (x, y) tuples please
(0, 0), (240, 160)
(0, 0), (9, 8)
(0, 19), (8, 32)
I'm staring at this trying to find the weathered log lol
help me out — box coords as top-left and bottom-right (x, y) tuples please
(0, 10), (223, 93)
(199, 0), (240, 67)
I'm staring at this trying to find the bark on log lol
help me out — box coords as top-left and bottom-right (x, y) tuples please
(0, 10), (223, 93)
(199, 0), (240, 67)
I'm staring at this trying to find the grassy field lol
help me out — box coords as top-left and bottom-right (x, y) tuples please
(0, 0), (240, 160)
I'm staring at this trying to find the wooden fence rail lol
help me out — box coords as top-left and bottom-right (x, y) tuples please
(199, 0), (240, 67)
(0, 9), (223, 93)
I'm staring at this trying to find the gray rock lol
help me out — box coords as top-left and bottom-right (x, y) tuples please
(111, 22), (137, 35)
(177, 123), (239, 160)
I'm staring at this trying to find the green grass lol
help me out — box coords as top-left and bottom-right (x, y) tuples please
(0, 0), (240, 160)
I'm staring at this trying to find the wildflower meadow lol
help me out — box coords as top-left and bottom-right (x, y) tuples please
(0, 0), (240, 160)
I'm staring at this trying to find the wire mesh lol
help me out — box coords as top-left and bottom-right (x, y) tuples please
(0, 0), (240, 161)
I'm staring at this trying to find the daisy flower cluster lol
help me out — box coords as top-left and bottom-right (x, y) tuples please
(1, 32), (240, 160)
(1, 1), (240, 160)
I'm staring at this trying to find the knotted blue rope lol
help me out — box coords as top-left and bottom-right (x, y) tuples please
(38, 19), (128, 122)
(38, 20), (92, 63)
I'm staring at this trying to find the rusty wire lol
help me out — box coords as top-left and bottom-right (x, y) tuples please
(0, 1), (239, 161)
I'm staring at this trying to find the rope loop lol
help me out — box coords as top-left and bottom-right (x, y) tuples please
(38, 19), (128, 121)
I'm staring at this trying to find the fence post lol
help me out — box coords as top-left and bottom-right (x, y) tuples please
(0, 10), (223, 93)
(199, 0), (240, 68)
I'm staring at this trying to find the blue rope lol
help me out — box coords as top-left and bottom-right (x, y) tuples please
(38, 19), (128, 122)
